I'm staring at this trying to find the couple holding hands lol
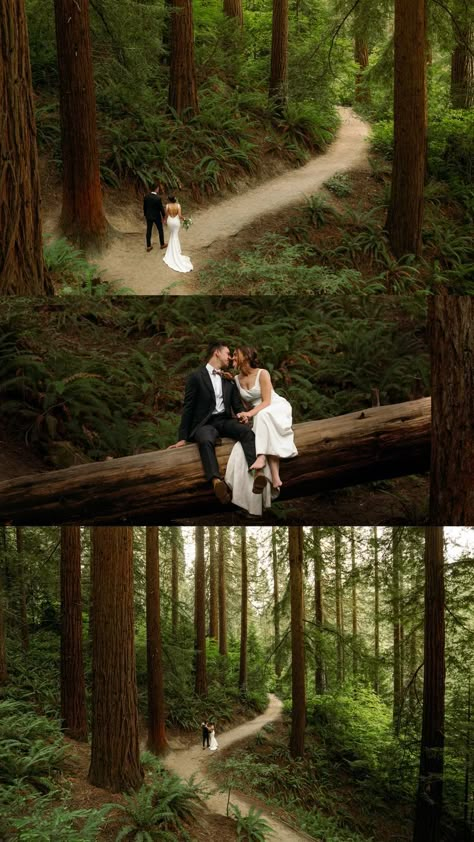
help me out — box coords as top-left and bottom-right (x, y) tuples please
(170, 341), (297, 516)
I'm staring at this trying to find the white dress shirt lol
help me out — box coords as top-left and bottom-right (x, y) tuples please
(206, 363), (225, 414)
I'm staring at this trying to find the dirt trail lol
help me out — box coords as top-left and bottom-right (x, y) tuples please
(163, 694), (312, 841)
(93, 107), (369, 295)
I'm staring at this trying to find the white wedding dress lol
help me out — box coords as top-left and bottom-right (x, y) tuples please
(209, 730), (218, 751)
(225, 369), (298, 515)
(163, 212), (193, 273)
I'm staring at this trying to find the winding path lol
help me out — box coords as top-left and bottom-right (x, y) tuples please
(95, 107), (369, 295)
(163, 694), (313, 841)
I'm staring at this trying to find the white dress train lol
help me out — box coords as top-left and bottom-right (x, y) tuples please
(209, 730), (218, 750)
(225, 369), (298, 516)
(163, 214), (193, 273)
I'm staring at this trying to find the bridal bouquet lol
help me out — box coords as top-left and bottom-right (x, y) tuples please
(182, 217), (192, 230)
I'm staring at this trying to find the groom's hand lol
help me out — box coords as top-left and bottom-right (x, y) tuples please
(237, 412), (250, 424)
(168, 440), (186, 449)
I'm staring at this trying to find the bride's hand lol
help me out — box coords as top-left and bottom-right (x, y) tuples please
(237, 412), (251, 424)
(168, 440), (186, 449)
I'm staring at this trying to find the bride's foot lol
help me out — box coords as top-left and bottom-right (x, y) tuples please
(272, 479), (283, 491)
(250, 455), (266, 471)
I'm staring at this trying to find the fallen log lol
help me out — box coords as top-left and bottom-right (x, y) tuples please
(0, 398), (430, 525)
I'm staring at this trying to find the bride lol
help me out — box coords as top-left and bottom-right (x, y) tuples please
(225, 346), (297, 515)
(209, 724), (218, 751)
(163, 195), (193, 273)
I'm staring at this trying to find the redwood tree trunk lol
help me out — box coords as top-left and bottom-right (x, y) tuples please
(88, 527), (143, 791)
(373, 526), (380, 694)
(386, 0), (426, 257)
(168, 0), (199, 117)
(429, 297), (474, 524)
(269, 0), (289, 113)
(194, 526), (207, 696)
(335, 530), (344, 685)
(146, 527), (168, 755)
(239, 527), (248, 692)
(392, 528), (402, 731)
(0, 574), (7, 684)
(209, 527), (218, 639)
(218, 528), (228, 656)
(313, 527), (325, 694)
(15, 528), (29, 652)
(413, 528), (445, 842)
(53, 0), (108, 249)
(289, 526), (306, 759)
(354, 36), (369, 104)
(272, 529), (282, 678)
(223, 0), (243, 26)
(451, 26), (474, 109)
(0, 0), (51, 293)
(351, 527), (358, 677)
(171, 528), (179, 636)
(60, 526), (88, 741)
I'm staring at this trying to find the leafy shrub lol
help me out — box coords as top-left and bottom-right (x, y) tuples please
(324, 173), (353, 197)
(0, 700), (66, 791)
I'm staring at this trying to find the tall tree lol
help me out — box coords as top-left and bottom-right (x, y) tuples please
(168, 0), (199, 117)
(373, 527), (380, 694)
(392, 528), (403, 732)
(146, 527), (168, 755)
(429, 297), (474, 524)
(239, 527), (248, 692)
(194, 526), (207, 696)
(0, 541), (8, 683)
(88, 527), (143, 791)
(386, 0), (426, 257)
(313, 527), (325, 694)
(269, 0), (289, 113)
(450, 10), (473, 109)
(53, 0), (108, 249)
(0, 0), (52, 293)
(218, 528), (228, 656)
(15, 528), (29, 652)
(351, 527), (358, 677)
(209, 527), (218, 640)
(289, 527), (306, 759)
(413, 528), (445, 842)
(272, 529), (282, 678)
(335, 530), (345, 685)
(60, 527), (88, 741)
(171, 528), (179, 637)
(223, 0), (243, 26)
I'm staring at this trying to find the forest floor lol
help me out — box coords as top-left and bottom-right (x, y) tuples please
(42, 107), (369, 295)
(61, 695), (310, 841)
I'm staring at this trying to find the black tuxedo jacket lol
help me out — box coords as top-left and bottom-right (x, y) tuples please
(143, 192), (165, 221)
(178, 366), (245, 441)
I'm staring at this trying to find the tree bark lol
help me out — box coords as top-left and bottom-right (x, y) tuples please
(209, 527), (218, 639)
(168, 0), (199, 117)
(239, 527), (248, 692)
(413, 527), (445, 842)
(0, 399), (432, 524)
(15, 528), (29, 652)
(269, 0), (289, 113)
(451, 25), (474, 109)
(313, 527), (325, 694)
(272, 529), (282, 678)
(392, 528), (402, 732)
(53, 0), (108, 249)
(0, 0), (51, 293)
(386, 0), (426, 257)
(0, 567), (8, 683)
(194, 526), (207, 696)
(429, 297), (473, 524)
(88, 527), (143, 791)
(373, 526), (380, 694)
(335, 529), (344, 685)
(289, 526), (306, 759)
(171, 528), (179, 636)
(146, 527), (168, 755)
(218, 528), (228, 656)
(223, 0), (243, 26)
(351, 527), (358, 678)
(60, 526), (88, 741)
(354, 36), (369, 104)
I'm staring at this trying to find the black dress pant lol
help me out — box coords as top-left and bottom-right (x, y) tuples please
(193, 414), (257, 482)
(202, 728), (209, 747)
(146, 217), (164, 247)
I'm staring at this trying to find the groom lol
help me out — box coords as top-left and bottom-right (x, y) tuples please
(143, 185), (166, 252)
(169, 341), (263, 504)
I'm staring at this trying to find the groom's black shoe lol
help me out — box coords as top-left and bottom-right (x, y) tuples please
(146, 246), (153, 252)
(160, 243), (167, 249)
(213, 478), (232, 505)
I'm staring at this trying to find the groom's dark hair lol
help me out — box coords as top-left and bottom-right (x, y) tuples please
(206, 340), (228, 359)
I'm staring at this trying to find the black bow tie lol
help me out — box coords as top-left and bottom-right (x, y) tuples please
(212, 368), (223, 376)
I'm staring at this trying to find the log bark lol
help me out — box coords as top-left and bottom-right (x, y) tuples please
(0, 399), (431, 524)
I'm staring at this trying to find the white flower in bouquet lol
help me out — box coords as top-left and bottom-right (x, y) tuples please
(182, 217), (192, 230)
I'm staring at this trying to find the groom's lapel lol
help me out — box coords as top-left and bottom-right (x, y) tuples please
(200, 366), (215, 402)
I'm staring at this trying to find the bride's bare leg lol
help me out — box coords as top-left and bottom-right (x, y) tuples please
(268, 456), (282, 489)
(250, 454), (266, 471)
